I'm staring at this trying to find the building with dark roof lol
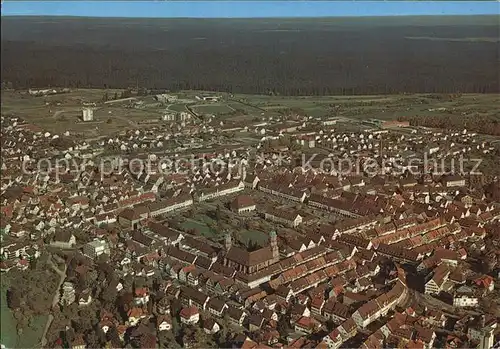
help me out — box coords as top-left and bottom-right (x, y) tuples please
(231, 195), (256, 214)
(223, 231), (280, 274)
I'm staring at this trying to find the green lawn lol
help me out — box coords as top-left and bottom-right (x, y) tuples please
(303, 106), (329, 117)
(0, 285), (17, 348)
(17, 315), (47, 349)
(180, 214), (221, 239)
(238, 230), (269, 247)
(167, 103), (188, 112)
(181, 220), (212, 237)
(180, 216), (269, 247)
(0, 284), (48, 349)
(192, 104), (234, 115)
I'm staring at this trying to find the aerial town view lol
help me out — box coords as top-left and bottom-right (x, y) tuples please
(1, 1), (499, 349)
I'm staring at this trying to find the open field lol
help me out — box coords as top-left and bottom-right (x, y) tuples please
(2, 89), (499, 139)
(192, 104), (235, 115)
(167, 103), (190, 113)
(0, 90), (164, 138)
(235, 93), (500, 121)
(237, 93), (500, 123)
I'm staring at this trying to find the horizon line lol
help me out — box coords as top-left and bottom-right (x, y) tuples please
(2, 1), (498, 18)
(2, 13), (498, 18)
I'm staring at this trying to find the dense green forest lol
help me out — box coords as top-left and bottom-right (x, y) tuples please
(1, 16), (498, 95)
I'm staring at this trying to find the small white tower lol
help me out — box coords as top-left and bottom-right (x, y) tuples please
(82, 108), (94, 122)
(224, 232), (232, 251)
(270, 231), (279, 261)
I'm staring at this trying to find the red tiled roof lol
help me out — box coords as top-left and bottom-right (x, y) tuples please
(180, 306), (199, 318)
(231, 195), (256, 210)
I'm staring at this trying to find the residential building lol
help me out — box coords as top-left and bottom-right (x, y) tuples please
(60, 282), (76, 306)
(231, 195), (256, 214)
(197, 180), (244, 202)
(180, 306), (200, 325)
(83, 239), (110, 259)
(264, 208), (303, 227)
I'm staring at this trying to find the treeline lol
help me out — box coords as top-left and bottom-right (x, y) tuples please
(400, 115), (500, 136)
(2, 40), (497, 96)
(1, 17), (499, 95)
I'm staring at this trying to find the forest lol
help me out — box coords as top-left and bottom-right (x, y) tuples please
(1, 16), (499, 95)
(401, 114), (500, 136)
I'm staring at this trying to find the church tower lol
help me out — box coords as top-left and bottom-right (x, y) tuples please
(270, 231), (279, 261)
(224, 232), (232, 251)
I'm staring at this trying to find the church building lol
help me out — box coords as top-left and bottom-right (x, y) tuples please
(223, 231), (280, 274)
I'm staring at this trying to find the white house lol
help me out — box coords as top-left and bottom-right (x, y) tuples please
(322, 330), (343, 349)
(264, 209), (303, 228)
(157, 315), (172, 332)
(453, 294), (479, 308)
(148, 194), (193, 216)
(203, 319), (221, 334)
(127, 307), (147, 326)
(134, 287), (150, 305)
(453, 286), (479, 307)
(424, 266), (450, 295)
(180, 306), (200, 325)
(78, 289), (92, 306)
(83, 239), (110, 259)
(197, 180), (245, 202)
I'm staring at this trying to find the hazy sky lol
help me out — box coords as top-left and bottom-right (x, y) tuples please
(2, 1), (499, 18)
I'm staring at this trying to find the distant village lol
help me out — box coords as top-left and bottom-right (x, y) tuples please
(1, 91), (500, 349)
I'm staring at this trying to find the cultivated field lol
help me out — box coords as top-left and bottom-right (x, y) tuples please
(235, 93), (500, 121)
(191, 103), (235, 115)
(2, 89), (499, 140)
